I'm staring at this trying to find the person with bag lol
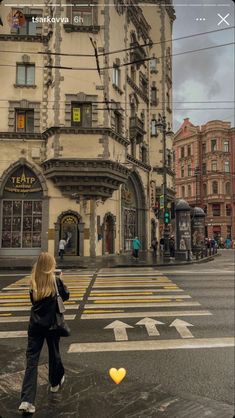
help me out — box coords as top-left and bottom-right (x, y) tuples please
(151, 237), (158, 258)
(19, 252), (70, 414)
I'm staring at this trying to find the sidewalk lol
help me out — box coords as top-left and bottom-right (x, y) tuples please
(0, 251), (220, 271)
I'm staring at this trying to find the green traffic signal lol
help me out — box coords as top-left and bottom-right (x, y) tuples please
(164, 209), (170, 224)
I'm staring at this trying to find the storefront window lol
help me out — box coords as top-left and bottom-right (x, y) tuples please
(1, 165), (43, 251)
(2, 200), (42, 248)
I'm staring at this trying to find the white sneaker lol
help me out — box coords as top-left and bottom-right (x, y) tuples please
(19, 402), (36, 413)
(50, 375), (65, 393)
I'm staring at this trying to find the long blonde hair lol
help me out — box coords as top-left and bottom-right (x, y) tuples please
(31, 252), (56, 301)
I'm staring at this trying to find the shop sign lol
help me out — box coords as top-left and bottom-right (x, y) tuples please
(72, 108), (81, 122)
(4, 166), (42, 194)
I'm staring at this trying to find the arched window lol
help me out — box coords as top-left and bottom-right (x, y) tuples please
(225, 182), (231, 195)
(212, 181), (218, 194)
(188, 185), (192, 197)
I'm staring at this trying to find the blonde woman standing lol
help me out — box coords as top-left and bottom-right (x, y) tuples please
(19, 252), (69, 414)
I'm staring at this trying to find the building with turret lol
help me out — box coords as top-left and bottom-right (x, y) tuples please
(0, 0), (175, 259)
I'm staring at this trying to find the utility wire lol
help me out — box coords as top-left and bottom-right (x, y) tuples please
(1, 41), (232, 70)
(0, 26), (233, 58)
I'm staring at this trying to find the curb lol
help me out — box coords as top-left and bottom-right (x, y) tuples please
(0, 253), (220, 272)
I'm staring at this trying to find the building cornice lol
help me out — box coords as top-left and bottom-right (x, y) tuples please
(127, 154), (151, 171)
(0, 127), (129, 147)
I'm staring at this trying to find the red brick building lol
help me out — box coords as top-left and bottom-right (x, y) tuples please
(173, 119), (235, 241)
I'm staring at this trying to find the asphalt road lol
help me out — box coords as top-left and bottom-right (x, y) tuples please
(0, 250), (234, 418)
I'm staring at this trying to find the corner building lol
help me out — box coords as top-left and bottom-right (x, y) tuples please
(0, 0), (175, 258)
(174, 119), (235, 240)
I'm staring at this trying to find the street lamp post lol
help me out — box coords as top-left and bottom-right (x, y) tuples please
(156, 114), (173, 260)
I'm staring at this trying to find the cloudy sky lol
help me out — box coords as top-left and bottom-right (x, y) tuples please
(172, 0), (234, 131)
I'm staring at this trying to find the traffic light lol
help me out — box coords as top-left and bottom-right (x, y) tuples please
(164, 208), (170, 224)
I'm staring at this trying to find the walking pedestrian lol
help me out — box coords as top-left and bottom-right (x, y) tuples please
(160, 237), (164, 255)
(169, 235), (175, 257)
(19, 252), (70, 414)
(151, 237), (158, 258)
(59, 237), (67, 260)
(132, 236), (141, 259)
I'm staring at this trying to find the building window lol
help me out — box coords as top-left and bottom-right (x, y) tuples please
(203, 183), (207, 197)
(16, 64), (35, 86)
(114, 111), (122, 134)
(15, 109), (34, 132)
(202, 143), (206, 155)
(202, 163), (207, 175)
(203, 205), (207, 214)
(226, 204), (232, 216)
(17, 16), (37, 35)
(187, 145), (191, 156)
(188, 185), (191, 197)
(112, 65), (121, 88)
(227, 225), (231, 238)
(151, 86), (157, 105)
(212, 204), (220, 216)
(225, 182), (231, 195)
(141, 146), (147, 164)
(188, 164), (191, 177)
(130, 65), (136, 83)
(70, 2), (93, 26)
(2, 200), (42, 248)
(224, 161), (230, 173)
(139, 73), (148, 96)
(151, 118), (157, 136)
(150, 57), (157, 72)
(212, 181), (218, 194)
(181, 186), (185, 198)
(181, 166), (184, 178)
(211, 160), (217, 172)
(71, 103), (92, 127)
(180, 147), (185, 158)
(211, 139), (217, 152)
(224, 141), (229, 152)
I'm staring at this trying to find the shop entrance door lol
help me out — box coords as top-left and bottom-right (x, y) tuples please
(60, 215), (79, 256)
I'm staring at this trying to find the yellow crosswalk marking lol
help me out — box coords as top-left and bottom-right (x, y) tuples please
(83, 310), (124, 313)
(93, 299), (172, 303)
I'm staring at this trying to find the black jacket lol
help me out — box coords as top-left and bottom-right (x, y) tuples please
(28, 278), (69, 336)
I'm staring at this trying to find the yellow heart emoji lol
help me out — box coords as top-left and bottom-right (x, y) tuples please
(109, 368), (126, 384)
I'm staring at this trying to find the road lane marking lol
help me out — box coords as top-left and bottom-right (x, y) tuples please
(68, 337), (235, 353)
(93, 284), (174, 288)
(0, 314), (76, 323)
(85, 302), (201, 308)
(88, 295), (191, 300)
(0, 331), (27, 338)
(81, 310), (212, 319)
(0, 304), (79, 312)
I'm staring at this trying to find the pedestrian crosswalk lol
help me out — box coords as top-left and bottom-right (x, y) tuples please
(81, 270), (210, 319)
(0, 273), (93, 338)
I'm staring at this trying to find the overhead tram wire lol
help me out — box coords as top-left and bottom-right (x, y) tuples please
(0, 41), (233, 70)
(0, 26), (233, 58)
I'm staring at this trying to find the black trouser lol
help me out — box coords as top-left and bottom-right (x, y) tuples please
(133, 249), (139, 258)
(59, 249), (65, 260)
(21, 333), (64, 405)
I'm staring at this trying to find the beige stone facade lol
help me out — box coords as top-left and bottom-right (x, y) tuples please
(174, 118), (235, 241)
(0, 0), (175, 258)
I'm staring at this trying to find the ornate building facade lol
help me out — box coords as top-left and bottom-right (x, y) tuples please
(0, 0), (175, 258)
(174, 119), (235, 240)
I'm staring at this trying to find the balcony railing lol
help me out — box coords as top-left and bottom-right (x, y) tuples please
(129, 115), (146, 144)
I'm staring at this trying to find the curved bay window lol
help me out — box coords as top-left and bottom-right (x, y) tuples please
(1, 165), (43, 254)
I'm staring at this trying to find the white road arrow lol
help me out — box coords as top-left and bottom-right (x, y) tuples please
(170, 319), (194, 339)
(104, 320), (133, 341)
(136, 317), (164, 336)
